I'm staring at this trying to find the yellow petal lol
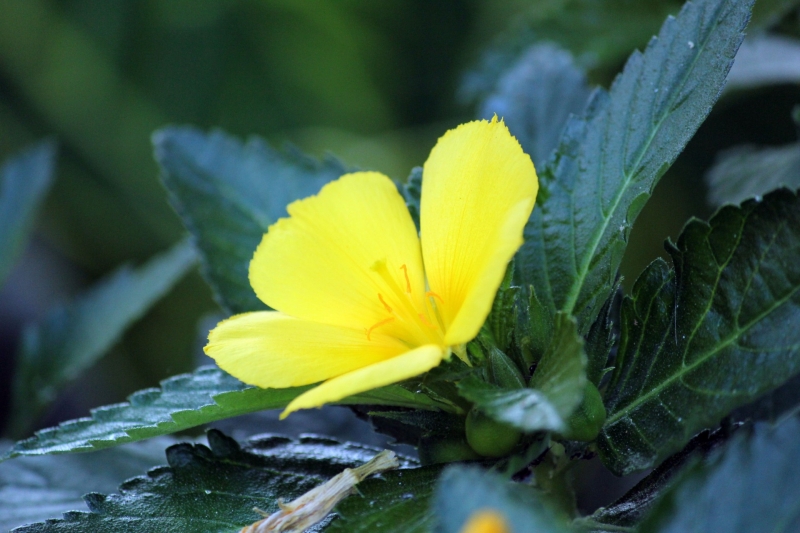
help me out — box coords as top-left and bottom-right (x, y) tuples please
(420, 118), (537, 345)
(249, 172), (426, 333)
(204, 311), (410, 389)
(281, 344), (444, 417)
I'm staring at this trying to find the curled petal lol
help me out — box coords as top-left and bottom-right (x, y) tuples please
(282, 344), (444, 417)
(420, 118), (538, 345)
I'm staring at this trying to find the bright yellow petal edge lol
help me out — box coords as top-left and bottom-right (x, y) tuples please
(204, 118), (537, 417)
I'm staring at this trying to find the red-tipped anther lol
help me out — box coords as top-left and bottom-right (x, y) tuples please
(426, 291), (444, 303)
(378, 293), (393, 313)
(399, 265), (411, 293)
(366, 317), (395, 340)
(417, 313), (436, 328)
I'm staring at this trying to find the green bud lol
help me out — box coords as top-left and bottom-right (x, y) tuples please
(465, 407), (522, 458)
(562, 382), (607, 442)
(418, 435), (481, 465)
(487, 346), (526, 389)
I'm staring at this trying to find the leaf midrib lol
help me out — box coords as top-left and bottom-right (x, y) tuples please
(605, 278), (800, 427)
(561, 7), (722, 316)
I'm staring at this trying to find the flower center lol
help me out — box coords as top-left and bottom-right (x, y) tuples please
(366, 260), (446, 346)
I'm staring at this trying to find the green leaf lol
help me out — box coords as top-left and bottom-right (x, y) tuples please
(3, 366), (444, 460)
(328, 465), (442, 533)
(479, 43), (591, 169)
(516, 0), (754, 333)
(153, 127), (350, 314)
(726, 35), (800, 92)
(0, 437), (176, 532)
(640, 418), (800, 533)
(584, 286), (620, 385)
(13, 429), (418, 533)
(589, 425), (733, 530)
(485, 262), (520, 354)
(401, 166), (422, 230)
(457, 313), (586, 433)
(8, 240), (196, 437)
(599, 188), (800, 475)
(706, 141), (800, 207)
(435, 466), (570, 533)
(0, 140), (56, 285)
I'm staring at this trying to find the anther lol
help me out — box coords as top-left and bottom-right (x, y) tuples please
(378, 294), (392, 313)
(366, 317), (395, 340)
(426, 291), (444, 303)
(417, 313), (437, 329)
(399, 265), (411, 293)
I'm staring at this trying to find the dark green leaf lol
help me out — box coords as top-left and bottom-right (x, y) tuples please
(589, 424), (735, 530)
(599, 188), (800, 475)
(0, 140), (56, 285)
(13, 429), (417, 533)
(3, 366), (444, 460)
(640, 418), (800, 533)
(479, 43), (591, 169)
(730, 371), (800, 424)
(402, 166), (423, 230)
(457, 313), (586, 433)
(517, 0), (754, 333)
(0, 437), (175, 532)
(584, 286), (620, 385)
(328, 465), (442, 533)
(8, 240), (196, 437)
(485, 262), (520, 354)
(435, 466), (570, 533)
(153, 127), (350, 314)
(706, 141), (800, 207)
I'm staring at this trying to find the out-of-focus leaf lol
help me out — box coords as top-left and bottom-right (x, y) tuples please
(589, 425), (735, 530)
(730, 371), (800, 424)
(401, 166), (422, 230)
(0, 437), (176, 532)
(435, 466), (570, 533)
(3, 366), (444, 460)
(154, 127), (350, 314)
(479, 43), (591, 169)
(726, 35), (800, 91)
(0, 140), (56, 285)
(706, 142), (800, 207)
(516, 0), (753, 334)
(327, 465), (442, 533)
(457, 314), (586, 433)
(750, 0), (800, 30)
(12, 429), (417, 533)
(8, 240), (196, 436)
(599, 189), (800, 475)
(640, 418), (800, 533)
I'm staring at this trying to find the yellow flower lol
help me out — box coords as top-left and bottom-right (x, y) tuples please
(460, 509), (511, 533)
(204, 117), (538, 417)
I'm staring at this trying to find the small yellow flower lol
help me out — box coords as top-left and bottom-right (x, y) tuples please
(460, 509), (511, 533)
(204, 117), (538, 417)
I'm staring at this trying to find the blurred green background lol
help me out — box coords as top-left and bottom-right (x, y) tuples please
(1, 0), (799, 455)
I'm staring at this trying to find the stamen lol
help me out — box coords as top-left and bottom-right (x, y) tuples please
(399, 265), (411, 293)
(366, 317), (395, 340)
(378, 293), (392, 313)
(417, 313), (437, 329)
(426, 291), (444, 303)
